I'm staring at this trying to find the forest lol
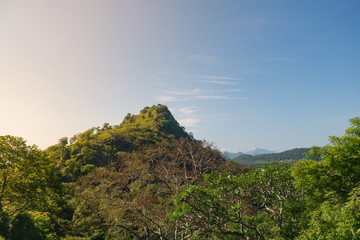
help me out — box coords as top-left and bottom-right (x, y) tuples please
(0, 104), (359, 239)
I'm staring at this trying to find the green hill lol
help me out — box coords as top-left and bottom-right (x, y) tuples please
(46, 104), (191, 181)
(12, 104), (235, 239)
(115, 104), (189, 145)
(232, 148), (311, 168)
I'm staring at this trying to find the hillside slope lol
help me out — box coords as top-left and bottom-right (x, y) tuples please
(42, 104), (237, 239)
(46, 104), (191, 181)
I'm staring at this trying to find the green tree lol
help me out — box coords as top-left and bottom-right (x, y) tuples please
(296, 186), (360, 239)
(292, 117), (360, 203)
(291, 117), (360, 239)
(0, 135), (63, 214)
(70, 138), (226, 239)
(172, 163), (304, 240)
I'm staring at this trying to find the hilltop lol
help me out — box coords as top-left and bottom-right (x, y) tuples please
(107, 104), (189, 147)
(45, 104), (193, 181)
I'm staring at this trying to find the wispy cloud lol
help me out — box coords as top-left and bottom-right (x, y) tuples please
(185, 54), (216, 64)
(178, 118), (201, 128)
(177, 107), (197, 115)
(170, 107), (201, 129)
(201, 80), (237, 85)
(223, 89), (244, 92)
(164, 89), (200, 95)
(199, 75), (242, 85)
(201, 75), (242, 81)
(196, 96), (247, 101)
(154, 96), (178, 102)
(156, 93), (246, 102)
(170, 106), (199, 116)
(155, 85), (247, 103)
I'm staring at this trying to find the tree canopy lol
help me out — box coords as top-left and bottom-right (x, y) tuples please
(0, 135), (62, 214)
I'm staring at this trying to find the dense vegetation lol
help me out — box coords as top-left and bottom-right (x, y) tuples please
(232, 148), (311, 168)
(0, 105), (359, 239)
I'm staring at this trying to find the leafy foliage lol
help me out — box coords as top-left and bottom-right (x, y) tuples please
(70, 138), (229, 239)
(292, 117), (360, 238)
(296, 187), (360, 239)
(173, 163), (305, 239)
(0, 135), (63, 214)
(292, 117), (360, 202)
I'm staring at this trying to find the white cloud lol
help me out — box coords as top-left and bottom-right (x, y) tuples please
(170, 107), (198, 117)
(178, 118), (201, 127)
(220, 148), (227, 153)
(185, 54), (216, 64)
(178, 107), (197, 115)
(154, 96), (177, 102)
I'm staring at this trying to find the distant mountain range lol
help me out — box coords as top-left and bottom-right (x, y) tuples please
(225, 147), (276, 159)
(229, 148), (311, 168)
(244, 147), (276, 156)
(226, 152), (244, 159)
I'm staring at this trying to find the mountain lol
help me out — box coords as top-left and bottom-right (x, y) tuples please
(226, 148), (275, 159)
(43, 105), (236, 239)
(115, 104), (189, 145)
(225, 152), (244, 159)
(245, 147), (276, 156)
(46, 104), (192, 181)
(232, 148), (311, 168)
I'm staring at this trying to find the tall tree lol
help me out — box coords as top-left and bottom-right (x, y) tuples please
(292, 117), (360, 239)
(172, 163), (304, 240)
(292, 117), (360, 204)
(0, 135), (62, 214)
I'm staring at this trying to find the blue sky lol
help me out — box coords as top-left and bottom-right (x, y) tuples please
(0, 0), (359, 152)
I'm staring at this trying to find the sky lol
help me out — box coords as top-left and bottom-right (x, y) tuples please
(1, 0), (359, 152)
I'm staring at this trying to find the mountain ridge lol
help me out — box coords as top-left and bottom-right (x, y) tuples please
(225, 147), (276, 159)
(231, 147), (311, 168)
(244, 147), (276, 156)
